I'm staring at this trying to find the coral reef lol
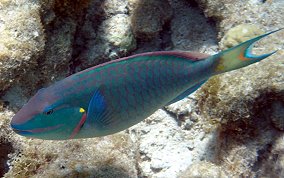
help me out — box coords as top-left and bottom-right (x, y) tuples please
(0, 0), (283, 177)
(192, 1), (284, 177)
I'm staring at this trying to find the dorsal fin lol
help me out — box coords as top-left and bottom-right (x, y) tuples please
(131, 51), (210, 61)
(74, 51), (210, 76)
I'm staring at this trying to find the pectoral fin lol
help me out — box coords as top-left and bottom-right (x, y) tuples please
(87, 87), (114, 128)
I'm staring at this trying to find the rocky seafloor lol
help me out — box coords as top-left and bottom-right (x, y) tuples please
(0, 0), (284, 177)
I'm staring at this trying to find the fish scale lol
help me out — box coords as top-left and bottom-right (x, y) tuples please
(48, 56), (204, 132)
(89, 55), (201, 133)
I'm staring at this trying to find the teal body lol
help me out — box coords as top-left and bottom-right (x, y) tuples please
(11, 29), (281, 140)
(65, 53), (211, 137)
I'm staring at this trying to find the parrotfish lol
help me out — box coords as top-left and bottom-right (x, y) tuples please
(11, 29), (281, 140)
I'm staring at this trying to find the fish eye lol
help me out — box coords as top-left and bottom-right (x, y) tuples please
(43, 109), (53, 115)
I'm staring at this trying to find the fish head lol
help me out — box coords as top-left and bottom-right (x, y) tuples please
(11, 88), (86, 140)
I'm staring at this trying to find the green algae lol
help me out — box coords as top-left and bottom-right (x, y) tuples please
(196, 76), (222, 121)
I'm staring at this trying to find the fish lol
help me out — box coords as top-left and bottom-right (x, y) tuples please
(11, 29), (281, 140)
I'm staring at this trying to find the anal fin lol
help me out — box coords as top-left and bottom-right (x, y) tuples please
(167, 79), (208, 105)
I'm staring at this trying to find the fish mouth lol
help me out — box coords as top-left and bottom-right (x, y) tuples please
(11, 127), (20, 133)
(11, 124), (63, 135)
(11, 126), (35, 135)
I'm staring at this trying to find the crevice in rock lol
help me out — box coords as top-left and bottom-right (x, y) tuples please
(162, 106), (195, 130)
(162, 108), (181, 126)
(252, 143), (273, 172)
(135, 155), (143, 178)
(0, 139), (15, 177)
(151, 167), (163, 173)
(160, 21), (174, 50)
(69, 0), (107, 74)
(251, 137), (284, 177)
(254, 90), (284, 131)
(130, 0), (173, 53)
(32, 0), (107, 86)
(36, 2), (86, 85)
(132, 132), (145, 178)
(187, 0), (199, 7)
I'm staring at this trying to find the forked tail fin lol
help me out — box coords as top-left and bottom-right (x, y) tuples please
(210, 28), (282, 75)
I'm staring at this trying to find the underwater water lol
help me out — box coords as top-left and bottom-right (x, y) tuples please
(0, 0), (284, 177)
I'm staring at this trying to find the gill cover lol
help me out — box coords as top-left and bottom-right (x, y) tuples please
(11, 106), (86, 140)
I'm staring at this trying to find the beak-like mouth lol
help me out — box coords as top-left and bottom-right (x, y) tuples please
(12, 127), (22, 134)
(11, 123), (63, 135)
(11, 124), (33, 135)
(12, 128), (32, 135)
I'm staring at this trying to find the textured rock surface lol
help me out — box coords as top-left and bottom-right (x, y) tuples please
(0, 1), (45, 92)
(99, 14), (136, 53)
(0, 0), (283, 177)
(131, 0), (172, 40)
(196, 0), (284, 36)
(70, 0), (136, 72)
(178, 161), (227, 178)
(129, 102), (218, 178)
(170, 0), (217, 53)
(193, 0), (284, 177)
(219, 24), (264, 49)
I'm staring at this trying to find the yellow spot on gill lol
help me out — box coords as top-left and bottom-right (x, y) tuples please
(79, 108), (85, 113)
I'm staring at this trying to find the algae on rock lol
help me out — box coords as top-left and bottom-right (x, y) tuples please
(131, 0), (172, 40)
(178, 161), (227, 178)
(219, 24), (264, 49)
(0, 1), (45, 92)
(193, 2), (284, 176)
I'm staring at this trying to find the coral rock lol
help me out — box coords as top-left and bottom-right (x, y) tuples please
(178, 161), (227, 178)
(220, 24), (264, 49)
(131, 0), (172, 40)
(0, 1), (45, 92)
